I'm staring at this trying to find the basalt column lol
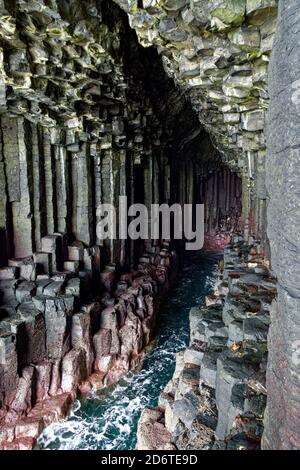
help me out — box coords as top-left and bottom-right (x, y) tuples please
(198, 169), (242, 250)
(0, 0), (234, 449)
(114, 0), (279, 246)
(0, 0), (279, 451)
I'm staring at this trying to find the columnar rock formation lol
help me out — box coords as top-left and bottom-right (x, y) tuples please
(0, 0), (299, 452)
(200, 170), (242, 249)
(137, 235), (276, 450)
(115, 0), (278, 240)
(262, 0), (300, 450)
(115, 0), (300, 451)
(0, 0), (240, 449)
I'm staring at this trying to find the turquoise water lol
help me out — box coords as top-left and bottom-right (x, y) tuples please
(37, 252), (220, 450)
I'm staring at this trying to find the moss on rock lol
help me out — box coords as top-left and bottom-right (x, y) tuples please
(211, 0), (246, 27)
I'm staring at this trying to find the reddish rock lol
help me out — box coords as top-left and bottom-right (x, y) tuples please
(100, 268), (116, 293)
(1, 436), (36, 450)
(89, 373), (104, 389)
(61, 349), (88, 393)
(142, 316), (152, 344)
(34, 362), (52, 402)
(15, 416), (45, 440)
(115, 300), (127, 328)
(8, 366), (34, 416)
(93, 328), (113, 373)
(106, 356), (130, 384)
(0, 424), (15, 445)
(78, 382), (93, 395)
(100, 306), (117, 329)
(0, 237), (176, 448)
(27, 393), (75, 427)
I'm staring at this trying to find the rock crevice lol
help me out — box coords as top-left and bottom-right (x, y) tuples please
(137, 235), (276, 450)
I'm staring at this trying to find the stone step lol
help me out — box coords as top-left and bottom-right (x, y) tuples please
(183, 347), (205, 366)
(8, 257), (36, 281)
(189, 305), (222, 331)
(68, 243), (84, 262)
(178, 365), (200, 396)
(63, 261), (80, 273)
(0, 267), (18, 280)
(15, 281), (36, 304)
(200, 350), (222, 389)
(228, 316), (269, 345)
(205, 321), (228, 340)
(42, 281), (65, 297)
(33, 253), (52, 275)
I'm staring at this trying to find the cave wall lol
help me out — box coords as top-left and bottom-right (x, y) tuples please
(114, 0), (300, 450)
(114, 0), (278, 242)
(1, 0), (298, 452)
(0, 0), (216, 270)
(262, 0), (300, 450)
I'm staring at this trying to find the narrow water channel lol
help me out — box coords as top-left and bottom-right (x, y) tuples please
(37, 251), (220, 450)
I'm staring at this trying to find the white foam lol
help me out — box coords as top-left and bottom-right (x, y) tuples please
(37, 254), (220, 451)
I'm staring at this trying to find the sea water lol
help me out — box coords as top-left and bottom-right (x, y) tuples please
(37, 251), (220, 451)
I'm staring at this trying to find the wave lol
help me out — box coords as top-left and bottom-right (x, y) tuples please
(37, 252), (220, 450)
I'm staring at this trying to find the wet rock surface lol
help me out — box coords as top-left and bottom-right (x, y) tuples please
(115, 0), (277, 179)
(0, 0), (298, 452)
(0, 236), (178, 449)
(136, 235), (276, 450)
(112, 0), (280, 257)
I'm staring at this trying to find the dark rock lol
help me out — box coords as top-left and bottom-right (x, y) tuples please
(172, 397), (199, 429)
(61, 349), (88, 393)
(8, 258), (36, 282)
(44, 297), (74, 360)
(0, 280), (18, 307)
(17, 303), (46, 366)
(0, 332), (19, 408)
(34, 253), (52, 275)
(65, 278), (81, 298)
(41, 235), (62, 272)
